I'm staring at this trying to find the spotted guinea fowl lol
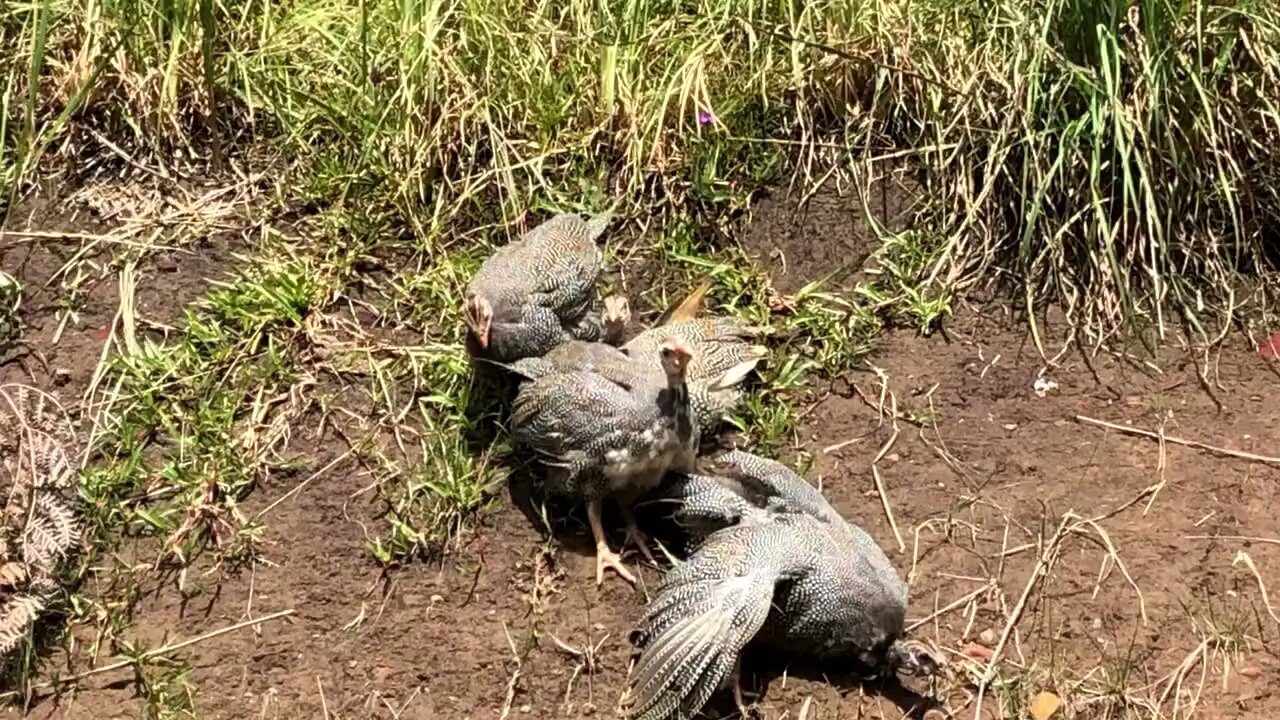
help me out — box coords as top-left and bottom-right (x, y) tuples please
(624, 450), (938, 720)
(462, 210), (626, 362)
(510, 338), (698, 586)
(513, 279), (766, 434)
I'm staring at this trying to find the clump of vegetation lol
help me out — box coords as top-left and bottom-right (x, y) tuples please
(4, 0), (1274, 335)
(0, 273), (18, 357)
(0, 385), (80, 665)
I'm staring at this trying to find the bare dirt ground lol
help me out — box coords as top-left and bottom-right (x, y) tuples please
(3, 183), (1279, 719)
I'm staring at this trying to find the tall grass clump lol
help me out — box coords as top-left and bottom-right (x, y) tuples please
(3, 0), (1278, 325)
(891, 0), (1280, 340)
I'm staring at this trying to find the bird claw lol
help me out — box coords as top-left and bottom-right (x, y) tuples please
(595, 544), (638, 587)
(623, 519), (660, 568)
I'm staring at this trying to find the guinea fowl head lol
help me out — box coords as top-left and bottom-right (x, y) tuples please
(462, 293), (494, 348)
(658, 337), (693, 380)
(602, 294), (631, 340)
(884, 639), (942, 678)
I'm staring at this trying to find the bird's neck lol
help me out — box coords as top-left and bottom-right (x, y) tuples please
(662, 373), (693, 441)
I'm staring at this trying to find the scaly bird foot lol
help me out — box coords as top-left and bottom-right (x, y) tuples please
(595, 543), (638, 587)
(621, 509), (660, 567)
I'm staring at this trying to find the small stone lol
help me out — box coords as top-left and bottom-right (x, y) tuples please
(978, 629), (997, 646)
(1002, 423), (1017, 431)
(519, 705), (531, 713)
(53, 368), (72, 386)
(885, 453), (900, 463)
(430, 594), (444, 604)
(1091, 618), (1103, 630)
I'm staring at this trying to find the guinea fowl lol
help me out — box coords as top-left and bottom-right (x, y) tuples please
(462, 210), (626, 363)
(512, 280), (766, 435)
(624, 450), (938, 720)
(510, 338), (698, 586)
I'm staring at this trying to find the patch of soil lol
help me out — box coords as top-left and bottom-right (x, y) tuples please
(1, 180), (248, 401)
(777, 308), (1280, 719)
(739, 165), (916, 294)
(28, 444), (652, 719)
(8, 188), (1280, 720)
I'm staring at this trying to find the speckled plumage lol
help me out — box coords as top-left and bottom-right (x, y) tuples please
(510, 356), (697, 501)
(623, 317), (768, 388)
(510, 334), (758, 435)
(625, 450), (927, 720)
(464, 211), (615, 362)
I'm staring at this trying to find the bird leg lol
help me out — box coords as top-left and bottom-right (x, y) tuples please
(587, 499), (637, 587)
(620, 505), (659, 567)
(730, 658), (753, 718)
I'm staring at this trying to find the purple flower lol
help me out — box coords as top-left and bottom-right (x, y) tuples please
(697, 109), (716, 126)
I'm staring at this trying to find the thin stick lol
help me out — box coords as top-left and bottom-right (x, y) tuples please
(317, 676), (330, 720)
(498, 621), (523, 720)
(1076, 415), (1280, 466)
(872, 463), (905, 553)
(44, 609), (294, 686)
(972, 517), (1071, 720)
(1185, 534), (1280, 546)
(1233, 551), (1280, 625)
(256, 451), (352, 519)
(906, 582), (995, 632)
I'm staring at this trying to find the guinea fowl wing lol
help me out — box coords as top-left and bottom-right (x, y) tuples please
(701, 449), (848, 534)
(522, 212), (609, 320)
(511, 340), (654, 387)
(700, 450), (908, 616)
(629, 453), (922, 719)
(625, 516), (816, 720)
(624, 317), (767, 384)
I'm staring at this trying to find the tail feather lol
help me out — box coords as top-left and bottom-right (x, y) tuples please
(708, 351), (765, 391)
(626, 569), (775, 720)
(666, 276), (715, 324)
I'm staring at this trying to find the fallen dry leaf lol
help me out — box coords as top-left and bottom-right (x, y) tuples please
(1028, 691), (1062, 720)
(1259, 333), (1280, 360)
(962, 642), (993, 661)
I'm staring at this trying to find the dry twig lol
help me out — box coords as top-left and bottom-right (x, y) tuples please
(1076, 414), (1280, 466)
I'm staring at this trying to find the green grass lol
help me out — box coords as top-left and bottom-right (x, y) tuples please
(0, 0), (1277, 712)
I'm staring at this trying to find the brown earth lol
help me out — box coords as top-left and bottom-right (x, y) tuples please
(3, 184), (1280, 720)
